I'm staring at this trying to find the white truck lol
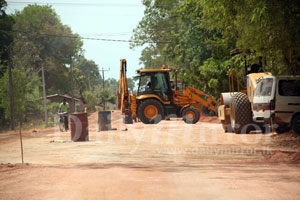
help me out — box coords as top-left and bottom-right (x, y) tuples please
(253, 76), (300, 134)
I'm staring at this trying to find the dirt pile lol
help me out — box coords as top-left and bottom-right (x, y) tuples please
(265, 150), (300, 162)
(199, 116), (220, 123)
(0, 163), (30, 171)
(291, 151), (300, 161)
(271, 132), (300, 150)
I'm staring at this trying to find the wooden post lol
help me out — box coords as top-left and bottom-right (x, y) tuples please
(19, 122), (24, 164)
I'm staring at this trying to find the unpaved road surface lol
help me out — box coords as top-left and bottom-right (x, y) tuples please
(0, 111), (300, 200)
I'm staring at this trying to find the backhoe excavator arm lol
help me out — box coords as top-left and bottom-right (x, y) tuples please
(118, 59), (137, 122)
(118, 59), (130, 114)
(186, 87), (219, 112)
(173, 86), (219, 113)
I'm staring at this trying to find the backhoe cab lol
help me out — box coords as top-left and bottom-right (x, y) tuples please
(137, 68), (172, 102)
(118, 59), (219, 124)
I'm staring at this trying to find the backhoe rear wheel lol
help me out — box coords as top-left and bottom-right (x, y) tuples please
(230, 92), (253, 134)
(182, 107), (200, 124)
(138, 99), (164, 124)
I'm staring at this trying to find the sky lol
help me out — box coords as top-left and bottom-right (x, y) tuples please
(6, 0), (146, 80)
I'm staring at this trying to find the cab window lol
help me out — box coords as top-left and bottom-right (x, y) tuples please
(138, 75), (151, 93)
(137, 72), (171, 100)
(279, 80), (300, 96)
(153, 73), (168, 93)
(255, 78), (273, 96)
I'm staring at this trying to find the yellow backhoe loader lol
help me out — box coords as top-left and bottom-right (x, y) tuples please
(118, 59), (219, 124)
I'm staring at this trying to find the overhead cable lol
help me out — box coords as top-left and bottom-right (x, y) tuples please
(8, 1), (142, 7)
(0, 29), (170, 44)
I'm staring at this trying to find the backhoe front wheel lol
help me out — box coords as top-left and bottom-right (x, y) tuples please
(182, 107), (200, 124)
(138, 99), (164, 124)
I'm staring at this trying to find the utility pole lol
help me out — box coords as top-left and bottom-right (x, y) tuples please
(70, 57), (75, 113)
(41, 63), (48, 128)
(8, 47), (15, 130)
(100, 67), (110, 110)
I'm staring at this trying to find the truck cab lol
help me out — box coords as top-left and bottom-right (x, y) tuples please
(252, 75), (276, 123)
(253, 76), (300, 133)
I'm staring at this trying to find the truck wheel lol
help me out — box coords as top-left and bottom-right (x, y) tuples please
(260, 125), (268, 133)
(138, 99), (164, 124)
(230, 92), (253, 134)
(274, 126), (290, 134)
(292, 115), (300, 134)
(182, 107), (200, 124)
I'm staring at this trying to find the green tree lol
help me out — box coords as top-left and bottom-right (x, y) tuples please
(83, 91), (97, 112)
(97, 88), (110, 108)
(104, 78), (118, 104)
(24, 73), (43, 121)
(0, 69), (27, 123)
(138, 46), (167, 69)
(131, 0), (236, 97)
(201, 0), (300, 74)
(11, 5), (83, 94)
(73, 57), (101, 97)
(132, 0), (300, 99)
(127, 77), (136, 93)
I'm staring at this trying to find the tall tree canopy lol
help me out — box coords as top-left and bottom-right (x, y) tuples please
(11, 4), (83, 94)
(131, 0), (236, 96)
(201, 0), (300, 74)
(131, 0), (300, 97)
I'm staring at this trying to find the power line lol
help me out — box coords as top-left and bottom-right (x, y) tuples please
(0, 29), (170, 44)
(8, 1), (143, 7)
(81, 33), (133, 37)
(6, 5), (15, 13)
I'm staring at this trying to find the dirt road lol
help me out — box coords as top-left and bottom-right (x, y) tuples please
(0, 111), (300, 200)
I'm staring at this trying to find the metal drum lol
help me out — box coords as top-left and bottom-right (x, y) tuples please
(70, 112), (89, 141)
(98, 111), (112, 131)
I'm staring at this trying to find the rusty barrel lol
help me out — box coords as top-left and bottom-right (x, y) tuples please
(70, 112), (89, 141)
(98, 111), (112, 131)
